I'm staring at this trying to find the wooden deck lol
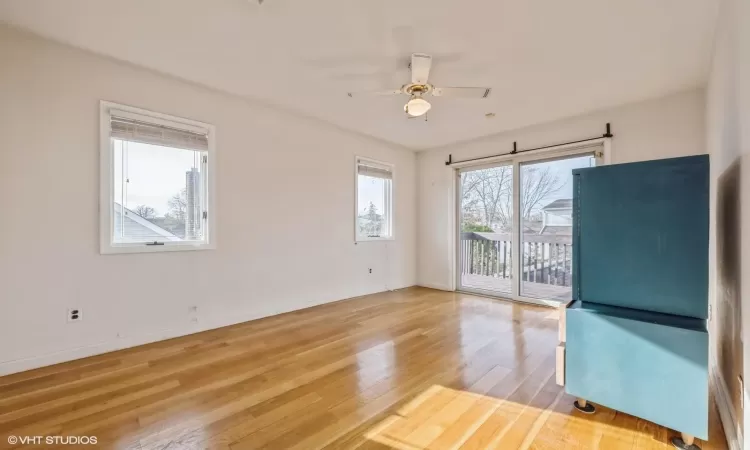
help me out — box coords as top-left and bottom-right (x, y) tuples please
(462, 274), (572, 301)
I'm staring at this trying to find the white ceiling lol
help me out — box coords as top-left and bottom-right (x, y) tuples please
(0, 0), (719, 150)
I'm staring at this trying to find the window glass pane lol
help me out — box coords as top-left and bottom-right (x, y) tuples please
(357, 173), (391, 238)
(458, 165), (513, 296)
(520, 154), (595, 300)
(112, 139), (204, 244)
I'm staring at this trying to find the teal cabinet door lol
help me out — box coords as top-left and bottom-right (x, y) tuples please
(572, 155), (709, 319)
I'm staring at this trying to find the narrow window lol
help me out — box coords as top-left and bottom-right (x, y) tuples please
(356, 157), (393, 241)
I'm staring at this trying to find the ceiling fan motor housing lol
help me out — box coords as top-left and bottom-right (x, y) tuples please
(404, 83), (432, 96)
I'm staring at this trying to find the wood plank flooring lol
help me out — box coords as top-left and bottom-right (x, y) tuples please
(0, 288), (726, 449)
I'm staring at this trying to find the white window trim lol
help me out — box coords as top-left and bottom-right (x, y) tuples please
(99, 101), (217, 254)
(355, 156), (395, 242)
(452, 138), (611, 307)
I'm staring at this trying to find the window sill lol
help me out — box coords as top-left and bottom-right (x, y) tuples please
(355, 236), (395, 243)
(101, 242), (215, 255)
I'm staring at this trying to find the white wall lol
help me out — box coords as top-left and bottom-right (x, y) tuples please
(417, 89), (706, 290)
(706, 0), (750, 447)
(0, 26), (417, 375)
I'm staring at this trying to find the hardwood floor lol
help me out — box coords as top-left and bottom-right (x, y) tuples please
(0, 288), (726, 449)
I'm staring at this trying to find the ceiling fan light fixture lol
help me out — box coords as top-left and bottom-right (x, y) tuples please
(405, 96), (431, 117)
(348, 54), (491, 118)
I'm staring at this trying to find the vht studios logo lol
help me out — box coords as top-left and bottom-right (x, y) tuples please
(7, 435), (98, 445)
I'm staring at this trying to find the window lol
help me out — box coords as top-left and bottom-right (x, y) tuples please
(100, 101), (215, 254)
(356, 157), (393, 241)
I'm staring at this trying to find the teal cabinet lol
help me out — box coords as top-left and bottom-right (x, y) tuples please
(566, 155), (710, 440)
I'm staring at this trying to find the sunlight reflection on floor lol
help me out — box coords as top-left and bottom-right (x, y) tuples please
(363, 384), (658, 450)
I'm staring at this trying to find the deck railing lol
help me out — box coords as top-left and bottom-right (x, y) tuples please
(460, 232), (573, 287)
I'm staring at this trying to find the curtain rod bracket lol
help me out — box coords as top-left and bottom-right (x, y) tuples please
(445, 154), (453, 166)
(603, 123), (613, 138)
(511, 142), (518, 154)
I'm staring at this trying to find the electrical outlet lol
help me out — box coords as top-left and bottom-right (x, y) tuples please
(369, 268), (372, 274)
(67, 308), (82, 323)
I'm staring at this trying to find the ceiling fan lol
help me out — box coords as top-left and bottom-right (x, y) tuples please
(347, 53), (492, 118)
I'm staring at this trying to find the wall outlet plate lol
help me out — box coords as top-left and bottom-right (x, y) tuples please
(67, 308), (82, 322)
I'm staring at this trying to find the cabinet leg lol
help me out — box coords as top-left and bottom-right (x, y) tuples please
(573, 397), (596, 414)
(671, 432), (700, 450)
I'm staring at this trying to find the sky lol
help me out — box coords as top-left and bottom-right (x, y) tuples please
(114, 139), (388, 220)
(357, 175), (387, 216)
(113, 140), (201, 216)
(461, 153), (595, 220)
(521, 154), (595, 209)
(114, 138), (584, 224)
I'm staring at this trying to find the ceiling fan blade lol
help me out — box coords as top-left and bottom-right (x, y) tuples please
(431, 87), (492, 98)
(347, 89), (403, 98)
(411, 53), (432, 84)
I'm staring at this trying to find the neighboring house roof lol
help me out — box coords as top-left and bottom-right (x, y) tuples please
(542, 199), (572, 210)
(538, 225), (572, 236)
(113, 203), (182, 242)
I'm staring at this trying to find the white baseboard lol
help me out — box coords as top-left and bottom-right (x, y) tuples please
(0, 326), (200, 377)
(0, 287), (413, 377)
(417, 282), (454, 291)
(0, 309), (288, 376)
(711, 366), (742, 450)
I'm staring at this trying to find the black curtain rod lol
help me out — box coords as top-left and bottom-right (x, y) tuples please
(445, 123), (613, 166)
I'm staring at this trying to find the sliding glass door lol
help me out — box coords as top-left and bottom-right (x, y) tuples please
(519, 155), (595, 301)
(456, 145), (602, 304)
(458, 164), (514, 296)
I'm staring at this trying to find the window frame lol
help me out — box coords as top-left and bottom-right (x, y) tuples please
(99, 101), (217, 254)
(355, 156), (394, 242)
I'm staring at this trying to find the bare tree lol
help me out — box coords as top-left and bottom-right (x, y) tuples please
(460, 171), (483, 227)
(461, 166), (512, 231)
(166, 188), (187, 221)
(460, 165), (563, 231)
(520, 167), (564, 219)
(133, 205), (156, 219)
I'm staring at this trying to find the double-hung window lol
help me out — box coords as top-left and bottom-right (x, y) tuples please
(356, 157), (393, 241)
(100, 101), (215, 254)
